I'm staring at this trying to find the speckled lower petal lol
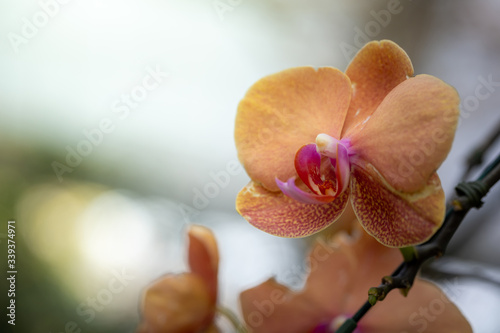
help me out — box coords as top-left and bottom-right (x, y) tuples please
(350, 165), (444, 247)
(236, 181), (349, 238)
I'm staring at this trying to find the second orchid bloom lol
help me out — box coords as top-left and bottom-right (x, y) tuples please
(235, 40), (459, 247)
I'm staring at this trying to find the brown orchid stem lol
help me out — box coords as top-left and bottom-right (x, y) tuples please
(337, 151), (500, 333)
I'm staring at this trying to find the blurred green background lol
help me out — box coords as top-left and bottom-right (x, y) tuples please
(1, 1), (500, 332)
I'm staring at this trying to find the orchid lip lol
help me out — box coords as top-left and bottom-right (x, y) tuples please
(276, 134), (353, 204)
(275, 177), (335, 205)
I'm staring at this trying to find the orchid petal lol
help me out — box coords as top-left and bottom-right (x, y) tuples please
(342, 40), (414, 137)
(276, 177), (335, 204)
(301, 231), (370, 316)
(362, 279), (472, 333)
(339, 230), (471, 333)
(138, 273), (213, 333)
(239, 230), (399, 333)
(236, 181), (349, 237)
(240, 225), (471, 333)
(188, 226), (219, 303)
(235, 67), (351, 191)
(239, 228), (399, 332)
(350, 74), (459, 193)
(298, 229), (404, 320)
(350, 165), (444, 247)
(240, 278), (326, 333)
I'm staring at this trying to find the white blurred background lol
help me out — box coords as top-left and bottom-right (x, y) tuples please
(1, 0), (500, 332)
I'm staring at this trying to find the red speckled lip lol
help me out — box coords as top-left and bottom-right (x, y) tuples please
(277, 140), (351, 204)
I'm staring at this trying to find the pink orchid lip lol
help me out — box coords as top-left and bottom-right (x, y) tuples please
(275, 134), (352, 204)
(276, 177), (336, 204)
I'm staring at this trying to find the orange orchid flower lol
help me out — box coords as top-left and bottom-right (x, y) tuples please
(240, 229), (472, 333)
(235, 40), (459, 247)
(137, 225), (220, 333)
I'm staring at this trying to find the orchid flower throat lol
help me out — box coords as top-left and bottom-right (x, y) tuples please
(275, 133), (355, 205)
(313, 133), (353, 194)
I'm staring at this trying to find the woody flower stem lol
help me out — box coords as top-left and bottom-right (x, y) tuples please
(337, 151), (500, 333)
